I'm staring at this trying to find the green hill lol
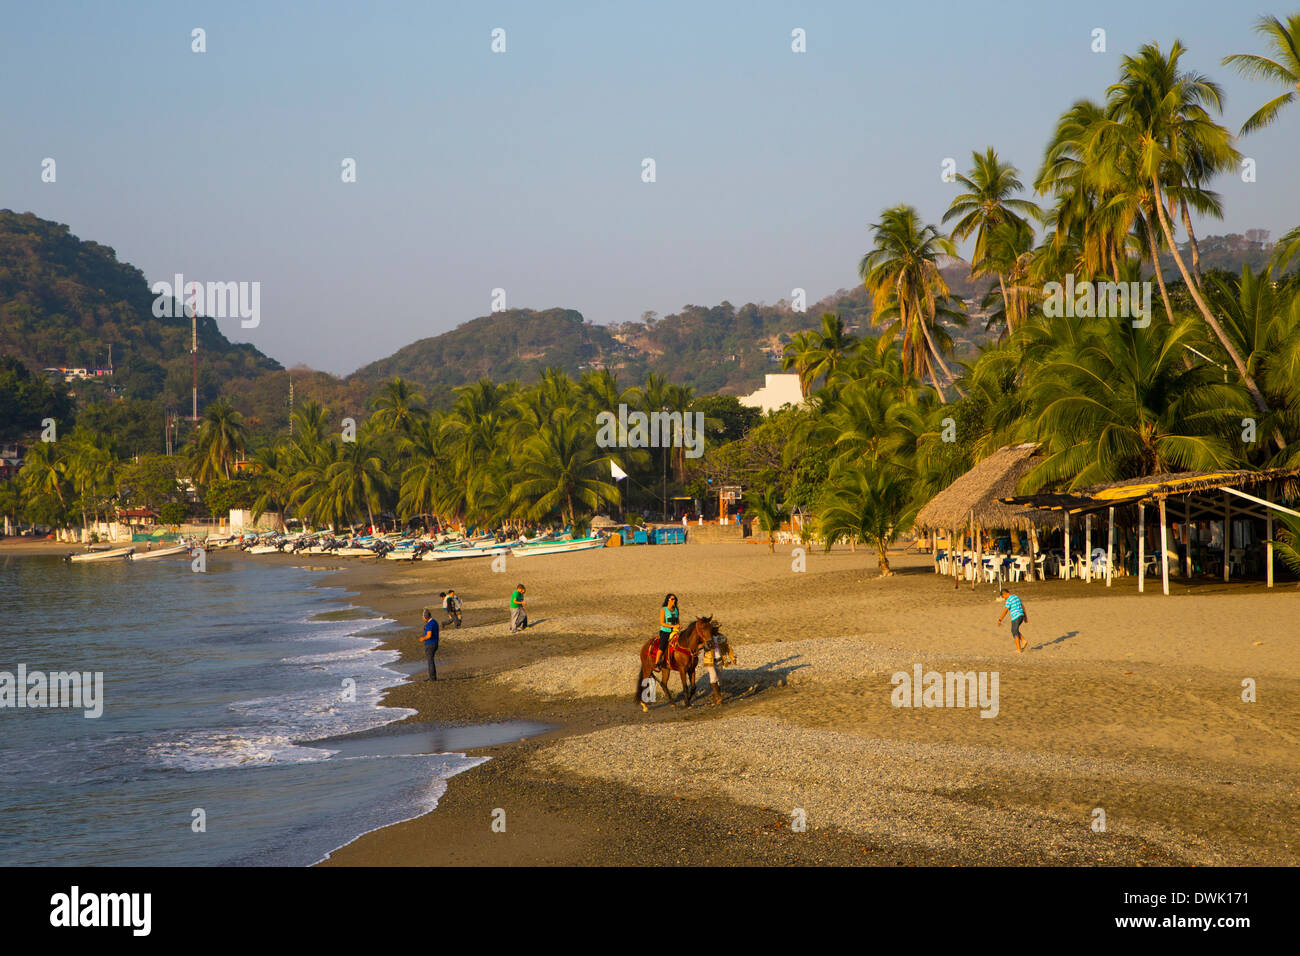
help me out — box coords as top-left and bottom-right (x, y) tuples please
(0, 210), (282, 409)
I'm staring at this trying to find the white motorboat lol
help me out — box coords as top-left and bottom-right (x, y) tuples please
(69, 546), (135, 562)
(509, 536), (606, 557)
(130, 544), (191, 561)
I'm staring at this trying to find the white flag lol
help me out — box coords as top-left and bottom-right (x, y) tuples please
(610, 461), (627, 481)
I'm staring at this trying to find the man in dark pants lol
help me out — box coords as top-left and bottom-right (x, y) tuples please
(420, 608), (440, 680)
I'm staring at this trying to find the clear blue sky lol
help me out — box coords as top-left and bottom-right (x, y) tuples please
(3, 0), (1296, 374)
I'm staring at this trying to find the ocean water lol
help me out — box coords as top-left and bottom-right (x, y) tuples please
(0, 553), (486, 866)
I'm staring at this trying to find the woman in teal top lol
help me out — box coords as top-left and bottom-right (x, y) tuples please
(655, 594), (680, 666)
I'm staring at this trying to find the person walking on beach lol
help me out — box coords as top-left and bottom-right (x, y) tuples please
(997, 586), (1028, 653)
(445, 589), (463, 628)
(653, 593), (680, 669)
(420, 608), (440, 680)
(509, 584), (527, 633)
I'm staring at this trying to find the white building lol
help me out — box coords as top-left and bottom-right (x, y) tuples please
(738, 373), (804, 414)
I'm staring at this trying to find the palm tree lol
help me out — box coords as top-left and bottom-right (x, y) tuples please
(781, 329), (821, 398)
(248, 444), (291, 531)
(859, 205), (966, 400)
(309, 432), (389, 532)
(1102, 41), (1275, 436)
(397, 415), (451, 527)
(18, 440), (68, 527)
(65, 428), (115, 538)
(1222, 14), (1300, 135)
(511, 411), (619, 526)
(944, 148), (1041, 332)
(817, 463), (917, 577)
(747, 486), (789, 553)
(1024, 313), (1249, 490)
(370, 378), (428, 436)
(194, 398), (247, 483)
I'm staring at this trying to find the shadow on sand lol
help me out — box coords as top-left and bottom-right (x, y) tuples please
(1030, 630), (1080, 651)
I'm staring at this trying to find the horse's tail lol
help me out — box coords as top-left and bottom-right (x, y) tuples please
(634, 649), (646, 704)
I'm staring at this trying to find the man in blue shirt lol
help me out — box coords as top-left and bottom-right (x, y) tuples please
(420, 608), (440, 680)
(998, 587), (1027, 653)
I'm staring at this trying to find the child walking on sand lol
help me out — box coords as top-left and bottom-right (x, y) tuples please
(997, 587), (1028, 652)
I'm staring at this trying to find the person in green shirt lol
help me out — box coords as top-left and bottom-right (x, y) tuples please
(509, 584), (527, 633)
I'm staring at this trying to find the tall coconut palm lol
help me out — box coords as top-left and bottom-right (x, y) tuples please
(1222, 14), (1300, 135)
(194, 398), (247, 483)
(1102, 41), (1275, 436)
(859, 205), (966, 400)
(944, 148), (1041, 332)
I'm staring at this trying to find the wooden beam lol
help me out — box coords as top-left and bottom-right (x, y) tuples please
(1184, 497), (1192, 578)
(1138, 502), (1145, 593)
(1219, 485), (1300, 518)
(1159, 498), (1170, 596)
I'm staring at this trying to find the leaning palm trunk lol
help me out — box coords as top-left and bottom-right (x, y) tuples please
(1180, 200), (1203, 289)
(1150, 176), (1280, 445)
(1141, 211), (1177, 324)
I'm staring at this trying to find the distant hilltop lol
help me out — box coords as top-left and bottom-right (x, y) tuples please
(0, 208), (1285, 436)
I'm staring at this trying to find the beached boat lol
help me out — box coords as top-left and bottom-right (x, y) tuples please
(422, 542), (510, 561)
(509, 536), (605, 557)
(69, 546), (135, 562)
(129, 544), (191, 561)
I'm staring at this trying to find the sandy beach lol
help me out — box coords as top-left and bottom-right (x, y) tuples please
(249, 539), (1300, 867)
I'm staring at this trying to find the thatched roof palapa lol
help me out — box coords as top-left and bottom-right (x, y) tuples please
(914, 443), (1062, 532)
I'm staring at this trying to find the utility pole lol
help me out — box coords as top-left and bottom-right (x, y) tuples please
(288, 375), (294, 435)
(191, 305), (198, 422)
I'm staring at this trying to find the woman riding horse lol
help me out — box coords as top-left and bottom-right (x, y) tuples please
(636, 615), (731, 711)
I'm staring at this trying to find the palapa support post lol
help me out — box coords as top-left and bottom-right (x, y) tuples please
(1223, 492), (1231, 583)
(1159, 498), (1170, 596)
(1137, 502), (1146, 594)
(1184, 497), (1193, 578)
(1029, 525), (1038, 582)
(1063, 514), (1071, 581)
(1267, 483), (1274, 589)
(972, 514), (980, 591)
(1085, 514), (1092, 583)
(1106, 506), (1114, 588)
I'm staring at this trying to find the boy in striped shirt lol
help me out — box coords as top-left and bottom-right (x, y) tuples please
(998, 587), (1028, 653)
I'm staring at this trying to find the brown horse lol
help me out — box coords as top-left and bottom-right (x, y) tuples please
(634, 616), (721, 712)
